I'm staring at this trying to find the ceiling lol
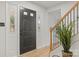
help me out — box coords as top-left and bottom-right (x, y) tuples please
(30, 1), (65, 9)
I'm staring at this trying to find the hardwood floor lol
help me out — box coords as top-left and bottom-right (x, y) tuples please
(20, 47), (50, 57)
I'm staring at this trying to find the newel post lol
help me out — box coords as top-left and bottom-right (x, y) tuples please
(49, 27), (53, 52)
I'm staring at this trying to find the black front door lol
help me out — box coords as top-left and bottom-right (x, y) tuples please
(20, 7), (36, 54)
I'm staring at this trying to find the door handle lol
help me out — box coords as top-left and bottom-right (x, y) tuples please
(0, 23), (5, 27)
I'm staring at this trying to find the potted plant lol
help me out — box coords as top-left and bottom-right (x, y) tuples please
(56, 22), (74, 57)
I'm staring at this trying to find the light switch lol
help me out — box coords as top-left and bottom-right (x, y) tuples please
(38, 20), (40, 24)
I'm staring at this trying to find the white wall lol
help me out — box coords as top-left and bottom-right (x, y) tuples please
(48, 9), (61, 27)
(48, 1), (75, 16)
(0, 2), (6, 57)
(5, 1), (49, 56)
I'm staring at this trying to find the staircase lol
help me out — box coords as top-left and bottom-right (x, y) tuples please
(49, 1), (79, 56)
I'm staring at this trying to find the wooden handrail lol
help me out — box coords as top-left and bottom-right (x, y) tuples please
(50, 1), (79, 31)
(49, 1), (79, 52)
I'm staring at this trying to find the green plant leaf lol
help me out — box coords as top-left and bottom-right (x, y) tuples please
(56, 20), (74, 52)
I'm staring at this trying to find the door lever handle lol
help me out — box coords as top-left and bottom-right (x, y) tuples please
(0, 22), (5, 27)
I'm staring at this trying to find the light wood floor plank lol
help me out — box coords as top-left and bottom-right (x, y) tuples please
(20, 47), (50, 57)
